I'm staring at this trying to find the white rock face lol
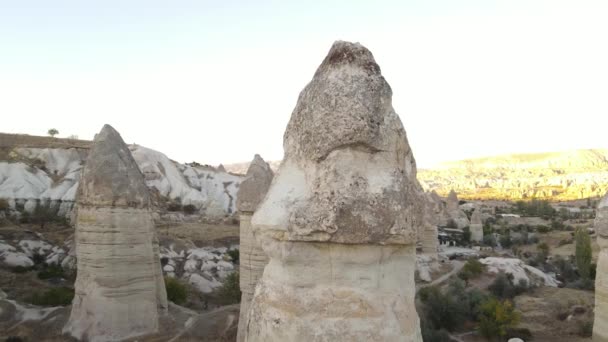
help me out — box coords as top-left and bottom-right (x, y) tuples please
(63, 125), (167, 342)
(245, 41), (422, 342)
(236, 154), (274, 342)
(446, 190), (470, 229)
(594, 193), (608, 341)
(480, 257), (559, 287)
(130, 145), (242, 218)
(470, 208), (483, 242)
(0, 143), (242, 220)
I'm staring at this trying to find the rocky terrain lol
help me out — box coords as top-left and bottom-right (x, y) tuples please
(228, 149), (608, 202)
(418, 149), (608, 201)
(0, 133), (243, 221)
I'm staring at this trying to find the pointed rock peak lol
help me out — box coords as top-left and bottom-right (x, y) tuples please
(284, 40), (401, 163)
(248, 154), (273, 176)
(471, 208), (482, 225)
(314, 40), (381, 77)
(237, 154), (274, 213)
(78, 125), (149, 208)
(448, 190), (458, 200)
(217, 164), (226, 172)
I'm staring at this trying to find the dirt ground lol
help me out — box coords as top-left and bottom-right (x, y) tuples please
(156, 222), (239, 247)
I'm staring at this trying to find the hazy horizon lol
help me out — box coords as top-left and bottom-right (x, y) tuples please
(2, 1), (607, 168)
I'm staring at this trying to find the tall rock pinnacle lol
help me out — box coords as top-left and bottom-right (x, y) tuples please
(63, 124), (167, 342)
(244, 41), (422, 342)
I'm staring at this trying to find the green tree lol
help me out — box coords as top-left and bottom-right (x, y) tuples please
(575, 228), (592, 280)
(537, 242), (550, 259)
(165, 277), (187, 304)
(478, 298), (520, 340)
(47, 128), (59, 137)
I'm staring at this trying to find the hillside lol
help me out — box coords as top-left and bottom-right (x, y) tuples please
(0, 133), (243, 219)
(227, 149), (608, 201)
(418, 149), (608, 201)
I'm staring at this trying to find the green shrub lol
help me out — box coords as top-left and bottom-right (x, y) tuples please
(536, 225), (551, 233)
(216, 272), (241, 305)
(421, 321), (451, 342)
(417, 285), (464, 331)
(458, 258), (485, 284)
(28, 287), (74, 306)
(227, 249), (239, 264)
(488, 272), (527, 299)
(578, 320), (593, 337)
(477, 298), (520, 340)
(575, 228), (592, 280)
(165, 277), (188, 305)
(38, 265), (65, 280)
(11, 265), (33, 273)
(499, 234), (513, 248)
(483, 234), (497, 247)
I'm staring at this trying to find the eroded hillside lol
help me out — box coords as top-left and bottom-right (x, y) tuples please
(418, 149), (608, 201)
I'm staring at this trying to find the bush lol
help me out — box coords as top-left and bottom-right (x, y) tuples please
(421, 322), (451, 342)
(575, 228), (592, 280)
(483, 234), (497, 247)
(536, 225), (551, 233)
(216, 272), (241, 305)
(537, 242), (550, 258)
(5, 337), (24, 342)
(28, 287), (74, 306)
(227, 249), (239, 264)
(459, 258), (485, 283)
(578, 320), (593, 337)
(11, 266), (33, 273)
(182, 204), (197, 215)
(477, 298), (520, 340)
(488, 272), (527, 299)
(38, 264), (65, 280)
(499, 234), (513, 248)
(165, 277), (188, 305)
(0, 198), (9, 211)
(418, 285), (464, 331)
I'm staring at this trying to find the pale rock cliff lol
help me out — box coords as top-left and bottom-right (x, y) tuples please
(63, 125), (167, 342)
(245, 41), (422, 342)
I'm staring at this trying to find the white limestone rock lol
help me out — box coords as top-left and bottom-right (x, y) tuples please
(594, 192), (608, 341)
(244, 41), (422, 342)
(236, 154), (274, 342)
(470, 208), (484, 242)
(63, 125), (168, 342)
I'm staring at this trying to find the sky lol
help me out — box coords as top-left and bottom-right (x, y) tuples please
(1, 1), (607, 168)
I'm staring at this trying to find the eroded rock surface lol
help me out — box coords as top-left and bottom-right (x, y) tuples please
(236, 154), (274, 342)
(244, 41), (422, 342)
(446, 190), (470, 229)
(594, 193), (608, 341)
(63, 125), (167, 342)
(470, 208), (483, 242)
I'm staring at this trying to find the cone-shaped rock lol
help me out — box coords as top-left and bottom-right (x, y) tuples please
(64, 124), (167, 342)
(470, 208), (483, 242)
(594, 194), (608, 341)
(446, 190), (470, 229)
(245, 41), (422, 342)
(236, 154), (274, 342)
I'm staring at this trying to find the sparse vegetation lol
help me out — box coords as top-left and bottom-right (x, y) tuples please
(38, 264), (65, 280)
(477, 298), (521, 340)
(182, 204), (197, 215)
(47, 128), (59, 137)
(165, 276), (188, 305)
(514, 199), (556, 218)
(227, 249), (239, 264)
(575, 228), (592, 281)
(488, 272), (528, 299)
(216, 271), (241, 305)
(27, 287), (74, 306)
(458, 258), (485, 283)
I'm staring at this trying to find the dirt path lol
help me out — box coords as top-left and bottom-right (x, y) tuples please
(418, 260), (464, 290)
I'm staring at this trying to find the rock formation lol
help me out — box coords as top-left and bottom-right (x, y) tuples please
(63, 125), (167, 342)
(594, 193), (608, 341)
(236, 154), (274, 342)
(422, 192), (441, 256)
(470, 208), (483, 242)
(417, 149), (608, 201)
(446, 190), (470, 229)
(244, 41), (422, 342)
